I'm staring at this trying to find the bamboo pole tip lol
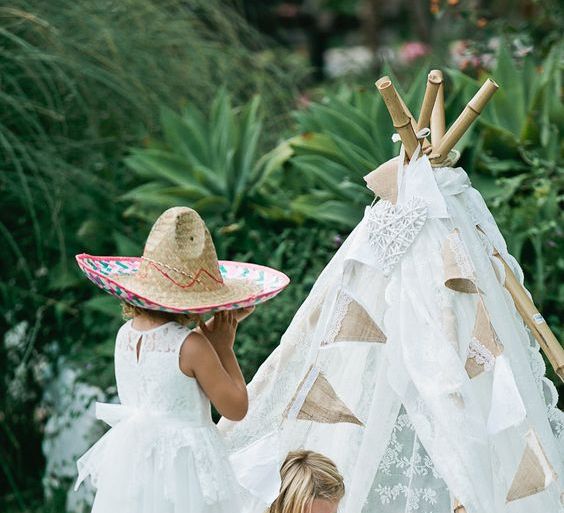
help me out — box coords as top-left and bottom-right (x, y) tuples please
(486, 78), (499, 89)
(428, 69), (443, 84)
(375, 76), (392, 90)
(469, 78), (500, 112)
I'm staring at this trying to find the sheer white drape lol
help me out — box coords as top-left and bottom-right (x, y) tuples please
(220, 154), (563, 513)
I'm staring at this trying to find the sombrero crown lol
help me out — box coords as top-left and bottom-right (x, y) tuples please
(76, 207), (289, 314)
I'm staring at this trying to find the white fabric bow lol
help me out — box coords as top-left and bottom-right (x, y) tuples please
(393, 128), (450, 219)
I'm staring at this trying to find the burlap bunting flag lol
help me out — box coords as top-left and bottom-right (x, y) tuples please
(364, 158), (399, 203)
(465, 301), (503, 378)
(285, 365), (363, 426)
(334, 297), (387, 344)
(506, 429), (557, 502)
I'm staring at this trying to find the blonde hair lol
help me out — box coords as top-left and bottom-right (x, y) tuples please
(121, 302), (201, 327)
(268, 450), (345, 513)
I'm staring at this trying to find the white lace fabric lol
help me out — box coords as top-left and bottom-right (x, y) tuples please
(74, 320), (244, 513)
(446, 230), (475, 279)
(467, 337), (496, 372)
(366, 408), (451, 513)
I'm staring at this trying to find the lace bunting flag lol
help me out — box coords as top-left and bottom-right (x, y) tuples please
(366, 197), (428, 276)
(442, 229), (478, 293)
(506, 429), (557, 502)
(323, 291), (386, 345)
(465, 301), (503, 378)
(285, 366), (363, 426)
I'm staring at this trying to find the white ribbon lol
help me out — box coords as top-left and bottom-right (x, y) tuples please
(96, 402), (136, 427)
(394, 129), (449, 219)
(95, 401), (208, 427)
(229, 430), (284, 507)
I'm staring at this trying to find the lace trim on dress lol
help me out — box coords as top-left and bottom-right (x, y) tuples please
(117, 323), (186, 353)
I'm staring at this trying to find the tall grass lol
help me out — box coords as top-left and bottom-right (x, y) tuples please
(0, 1), (302, 509)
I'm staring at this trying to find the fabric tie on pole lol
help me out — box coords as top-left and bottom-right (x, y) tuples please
(393, 129), (450, 219)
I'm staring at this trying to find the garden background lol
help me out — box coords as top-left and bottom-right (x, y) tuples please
(1, 0), (562, 511)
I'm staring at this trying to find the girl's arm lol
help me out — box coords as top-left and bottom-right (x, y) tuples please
(179, 310), (249, 420)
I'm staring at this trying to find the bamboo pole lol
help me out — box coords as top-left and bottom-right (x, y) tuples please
(431, 78), (499, 163)
(375, 76), (419, 159)
(494, 253), (564, 382)
(417, 70), (442, 133)
(430, 70), (445, 152)
(395, 87), (432, 154)
(453, 499), (466, 513)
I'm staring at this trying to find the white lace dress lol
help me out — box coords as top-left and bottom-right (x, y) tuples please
(74, 320), (243, 513)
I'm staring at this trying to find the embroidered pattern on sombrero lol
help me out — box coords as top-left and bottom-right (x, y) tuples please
(76, 255), (289, 314)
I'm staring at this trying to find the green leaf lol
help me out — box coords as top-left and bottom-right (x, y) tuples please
(83, 296), (120, 317)
(160, 106), (208, 167)
(288, 133), (344, 163)
(290, 198), (362, 228)
(492, 42), (526, 138)
(113, 231), (142, 256)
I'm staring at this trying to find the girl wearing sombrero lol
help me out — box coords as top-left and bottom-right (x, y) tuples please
(73, 207), (289, 513)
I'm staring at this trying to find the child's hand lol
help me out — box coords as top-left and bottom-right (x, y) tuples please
(200, 311), (237, 351)
(234, 306), (255, 322)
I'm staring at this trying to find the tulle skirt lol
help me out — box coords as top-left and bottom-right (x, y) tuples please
(75, 412), (243, 513)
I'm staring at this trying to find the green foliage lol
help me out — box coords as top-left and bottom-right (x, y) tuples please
(0, 1), (301, 508)
(124, 90), (277, 226)
(263, 67), (435, 228)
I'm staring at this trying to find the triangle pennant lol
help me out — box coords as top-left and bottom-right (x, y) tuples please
(286, 366), (363, 426)
(465, 301), (503, 378)
(335, 298), (387, 344)
(506, 429), (557, 502)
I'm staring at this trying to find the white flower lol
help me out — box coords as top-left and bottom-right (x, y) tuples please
(4, 321), (29, 350)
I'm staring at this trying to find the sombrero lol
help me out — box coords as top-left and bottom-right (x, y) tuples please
(76, 207), (290, 314)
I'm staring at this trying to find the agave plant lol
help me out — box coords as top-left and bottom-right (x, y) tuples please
(123, 89), (281, 228)
(262, 67), (435, 228)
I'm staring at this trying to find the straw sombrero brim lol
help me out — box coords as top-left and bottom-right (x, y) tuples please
(76, 254), (290, 314)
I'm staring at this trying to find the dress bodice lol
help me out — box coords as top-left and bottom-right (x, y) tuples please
(114, 320), (211, 424)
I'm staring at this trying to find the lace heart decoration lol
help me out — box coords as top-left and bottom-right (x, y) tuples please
(366, 197), (428, 276)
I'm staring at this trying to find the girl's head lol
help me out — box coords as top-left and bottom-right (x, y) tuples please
(269, 450), (345, 513)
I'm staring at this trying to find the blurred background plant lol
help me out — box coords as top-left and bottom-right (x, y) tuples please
(1, 0), (562, 511)
(0, 0), (301, 510)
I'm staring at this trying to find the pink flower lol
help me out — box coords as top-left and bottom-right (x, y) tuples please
(399, 42), (431, 64)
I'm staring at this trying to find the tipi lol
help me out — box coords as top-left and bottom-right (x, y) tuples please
(219, 71), (564, 513)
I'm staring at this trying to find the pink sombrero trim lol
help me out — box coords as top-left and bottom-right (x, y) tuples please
(76, 254), (290, 313)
